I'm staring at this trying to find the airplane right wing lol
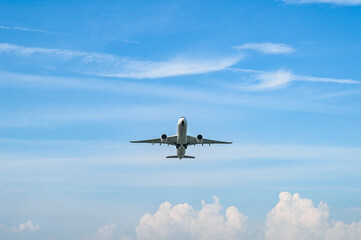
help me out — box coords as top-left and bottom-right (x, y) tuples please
(130, 135), (178, 145)
(187, 135), (232, 145)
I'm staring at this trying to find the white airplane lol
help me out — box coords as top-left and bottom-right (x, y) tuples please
(130, 117), (232, 159)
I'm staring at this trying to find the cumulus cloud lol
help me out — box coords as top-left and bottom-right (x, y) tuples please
(235, 42), (295, 54)
(83, 224), (134, 240)
(325, 221), (361, 240)
(135, 196), (248, 240)
(265, 192), (361, 240)
(265, 192), (329, 240)
(11, 220), (40, 232)
(94, 224), (117, 240)
(282, 0), (361, 6)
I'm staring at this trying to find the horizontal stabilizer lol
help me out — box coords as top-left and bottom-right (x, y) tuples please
(166, 155), (196, 159)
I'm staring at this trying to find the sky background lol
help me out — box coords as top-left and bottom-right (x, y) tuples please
(0, 0), (361, 239)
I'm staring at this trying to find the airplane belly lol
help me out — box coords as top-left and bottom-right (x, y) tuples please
(177, 147), (185, 158)
(177, 126), (187, 144)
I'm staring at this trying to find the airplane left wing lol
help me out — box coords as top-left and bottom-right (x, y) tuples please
(130, 135), (178, 145)
(130, 138), (161, 144)
(187, 135), (232, 145)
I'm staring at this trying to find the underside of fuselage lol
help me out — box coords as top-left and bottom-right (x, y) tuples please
(176, 117), (187, 159)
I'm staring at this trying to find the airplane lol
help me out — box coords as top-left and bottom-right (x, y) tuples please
(130, 117), (232, 159)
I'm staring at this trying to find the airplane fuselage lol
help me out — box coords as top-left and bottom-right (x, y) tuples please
(176, 117), (187, 159)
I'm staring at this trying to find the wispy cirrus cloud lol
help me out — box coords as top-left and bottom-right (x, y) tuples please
(104, 56), (242, 79)
(121, 39), (140, 44)
(230, 68), (361, 90)
(282, 0), (361, 6)
(0, 43), (242, 78)
(0, 70), (358, 120)
(0, 25), (63, 34)
(294, 74), (361, 84)
(0, 43), (121, 63)
(234, 42), (295, 54)
(251, 69), (293, 89)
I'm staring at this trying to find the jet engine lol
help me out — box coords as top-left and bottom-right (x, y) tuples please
(161, 134), (168, 143)
(196, 134), (203, 144)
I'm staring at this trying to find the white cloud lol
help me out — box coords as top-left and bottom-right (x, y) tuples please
(11, 220), (40, 233)
(230, 68), (361, 90)
(83, 224), (134, 240)
(94, 224), (117, 240)
(121, 39), (140, 44)
(0, 43), (120, 64)
(265, 192), (361, 240)
(136, 196), (248, 240)
(265, 192), (329, 240)
(0, 43), (241, 78)
(325, 221), (361, 240)
(293, 74), (361, 84)
(0, 25), (62, 34)
(282, 0), (361, 6)
(105, 56), (241, 79)
(252, 69), (293, 89)
(235, 42), (295, 54)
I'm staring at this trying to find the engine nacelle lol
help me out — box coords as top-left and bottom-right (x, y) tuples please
(196, 134), (203, 144)
(161, 134), (168, 143)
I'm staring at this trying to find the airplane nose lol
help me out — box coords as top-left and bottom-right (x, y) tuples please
(181, 120), (184, 126)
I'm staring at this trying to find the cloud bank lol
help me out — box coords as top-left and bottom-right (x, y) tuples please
(282, 0), (361, 6)
(89, 193), (361, 240)
(235, 42), (295, 54)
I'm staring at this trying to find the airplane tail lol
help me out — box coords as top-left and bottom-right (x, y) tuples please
(166, 155), (195, 159)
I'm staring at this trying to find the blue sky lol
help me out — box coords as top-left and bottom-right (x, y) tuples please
(0, 0), (361, 239)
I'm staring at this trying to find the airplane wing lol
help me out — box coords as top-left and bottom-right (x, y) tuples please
(130, 135), (178, 145)
(187, 135), (232, 145)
